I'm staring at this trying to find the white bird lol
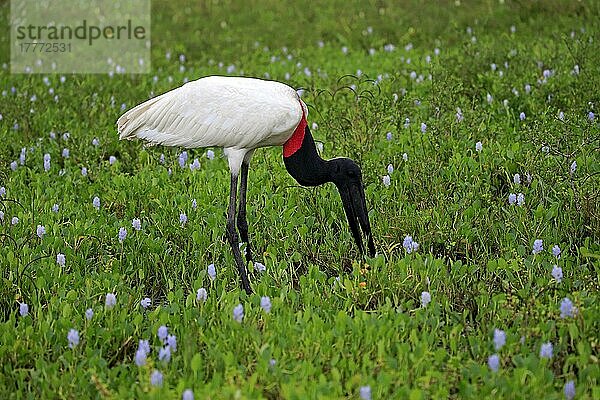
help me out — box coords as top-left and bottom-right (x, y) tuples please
(117, 76), (374, 294)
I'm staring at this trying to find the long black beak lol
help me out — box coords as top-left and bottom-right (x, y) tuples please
(337, 181), (376, 257)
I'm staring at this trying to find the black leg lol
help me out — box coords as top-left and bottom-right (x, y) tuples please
(226, 172), (252, 294)
(237, 160), (252, 263)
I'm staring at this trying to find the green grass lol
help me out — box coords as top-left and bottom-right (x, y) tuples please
(1, 0), (599, 398)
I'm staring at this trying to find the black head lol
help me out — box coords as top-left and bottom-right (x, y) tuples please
(329, 158), (376, 257)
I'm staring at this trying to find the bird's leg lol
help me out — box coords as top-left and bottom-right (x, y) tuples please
(226, 172), (252, 294)
(237, 159), (252, 263)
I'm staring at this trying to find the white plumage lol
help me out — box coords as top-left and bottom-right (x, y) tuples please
(117, 76), (307, 174)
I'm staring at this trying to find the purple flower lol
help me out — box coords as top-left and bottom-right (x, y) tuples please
(513, 174), (521, 184)
(420, 123), (427, 133)
(269, 358), (277, 368)
(67, 329), (80, 348)
(254, 262), (266, 273)
(552, 245), (561, 257)
(118, 227), (127, 243)
(559, 111), (565, 121)
(92, 138), (99, 146)
(359, 385), (371, 400)
(402, 153), (408, 161)
(456, 108), (464, 122)
(475, 141), (483, 152)
(135, 348), (147, 366)
(564, 381), (575, 400)
(132, 218), (141, 231)
(560, 297), (576, 318)
(540, 342), (553, 359)
(260, 296), (272, 313)
(62, 148), (70, 158)
(207, 263), (216, 280)
(159, 153), (165, 164)
(158, 325), (168, 342)
(403, 235), (419, 253)
(486, 93), (493, 104)
(532, 239), (543, 255)
(0, 211), (3, 221)
(159, 346), (171, 363)
(488, 354), (500, 372)
(141, 297), (151, 309)
(43, 154), (51, 172)
(182, 389), (194, 400)
(421, 291), (431, 307)
(493, 329), (506, 351)
(139, 339), (151, 355)
(386, 132), (393, 141)
(52, 204), (59, 212)
(516, 193), (525, 206)
(191, 199), (197, 210)
(519, 112), (526, 121)
(105, 293), (116, 308)
(233, 303), (244, 323)
(10, 161), (17, 171)
(206, 150), (215, 160)
(11, 216), (19, 225)
(36, 225), (46, 238)
(387, 164), (394, 174)
(57, 253), (65, 266)
(19, 302), (29, 317)
(189, 158), (200, 171)
(570, 161), (577, 175)
(178, 152), (187, 168)
(382, 175), (391, 187)
(508, 193), (516, 205)
(81, 167), (88, 176)
(109, 156), (117, 165)
(92, 196), (100, 210)
(180, 213), (187, 225)
(588, 111), (595, 122)
(150, 370), (163, 387)
(552, 265), (563, 283)
(196, 288), (207, 302)
(85, 308), (94, 320)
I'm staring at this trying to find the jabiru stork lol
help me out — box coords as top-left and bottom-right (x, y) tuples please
(117, 76), (375, 294)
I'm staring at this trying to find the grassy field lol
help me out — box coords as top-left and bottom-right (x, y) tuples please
(1, 0), (599, 398)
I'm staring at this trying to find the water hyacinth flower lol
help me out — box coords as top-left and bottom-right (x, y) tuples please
(57, 253), (65, 266)
(588, 111), (595, 122)
(10, 161), (17, 171)
(135, 347), (147, 366)
(519, 112), (526, 121)
(109, 156), (117, 165)
(158, 325), (168, 342)
(486, 93), (493, 104)
(12, 216), (19, 225)
(387, 164), (394, 174)
(104, 293), (116, 309)
(150, 370), (163, 387)
(570, 161), (576, 175)
(402, 153), (408, 161)
(552, 265), (563, 283)
(403, 235), (419, 253)
(36, 225), (46, 238)
(516, 193), (525, 206)
(421, 291), (431, 308)
(261, 296), (272, 313)
(85, 308), (94, 320)
(0, 211), (4, 221)
(81, 167), (88, 177)
(456, 108), (464, 122)
(207, 263), (216, 280)
(52, 203), (59, 212)
(254, 262), (266, 273)
(180, 213), (187, 225)
(159, 346), (171, 363)
(233, 303), (244, 323)
(386, 132), (392, 141)
(513, 173), (521, 184)
(552, 245), (561, 258)
(508, 193), (517, 205)
(43, 153), (51, 172)
(269, 358), (277, 368)
(560, 298), (576, 318)
(62, 148), (70, 158)
(192, 199), (197, 210)
(493, 329), (506, 351)
(382, 175), (391, 187)
(540, 342), (553, 359)
(19, 302), (29, 317)
(475, 141), (483, 152)
(196, 288), (208, 302)
(420, 123), (427, 133)
(207, 149), (215, 160)
(189, 158), (200, 171)
(166, 334), (177, 352)
(182, 389), (194, 400)
(532, 239), (543, 255)
(564, 381), (575, 400)
(118, 227), (127, 243)
(141, 297), (151, 309)
(359, 386), (371, 400)
(67, 329), (80, 348)
(488, 354), (500, 372)
(132, 218), (141, 231)
(93, 196), (100, 210)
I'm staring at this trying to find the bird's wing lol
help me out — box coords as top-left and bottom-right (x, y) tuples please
(117, 76), (303, 150)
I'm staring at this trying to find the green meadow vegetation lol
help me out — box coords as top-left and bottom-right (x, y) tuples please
(1, 0), (599, 398)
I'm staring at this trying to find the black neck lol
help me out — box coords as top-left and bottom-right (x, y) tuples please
(284, 126), (330, 186)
